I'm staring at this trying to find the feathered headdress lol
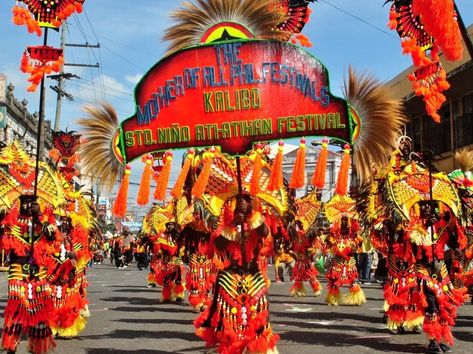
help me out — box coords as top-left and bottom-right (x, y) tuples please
(77, 103), (124, 192)
(344, 67), (408, 185)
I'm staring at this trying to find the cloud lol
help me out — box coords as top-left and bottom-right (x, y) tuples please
(125, 73), (142, 85)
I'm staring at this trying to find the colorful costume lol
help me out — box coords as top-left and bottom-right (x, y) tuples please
(48, 131), (92, 338)
(371, 224), (423, 333)
(1, 203), (59, 354)
(360, 137), (469, 352)
(324, 205), (365, 306)
(272, 225), (294, 282)
(195, 197), (278, 354)
(0, 142), (66, 354)
(289, 222), (322, 297)
(154, 222), (185, 303)
(181, 224), (215, 312)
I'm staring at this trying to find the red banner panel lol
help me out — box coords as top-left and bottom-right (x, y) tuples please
(120, 40), (352, 161)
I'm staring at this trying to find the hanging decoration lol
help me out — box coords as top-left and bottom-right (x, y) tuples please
(171, 149), (195, 198)
(137, 154), (153, 206)
(408, 60), (450, 123)
(12, 0), (86, 33)
(289, 138), (307, 189)
(112, 165), (132, 218)
(192, 148), (215, 199)
(20, 45), (64, 92)
(154, 151), (173, 201)
(250, 144), (264, 196)
(335, 144), (351, 196)
(268, 141), (285, 192)
(275, 0), (317, 47)
(311, 137), (328, 189)
(387, 0), (463, 123)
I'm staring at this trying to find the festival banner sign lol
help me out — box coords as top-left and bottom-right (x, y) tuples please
(117, 40), (355, 162)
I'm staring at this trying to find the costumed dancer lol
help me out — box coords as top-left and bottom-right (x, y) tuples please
(47, 216), (79, 338)
(409, 201), (467, 353)
(272, 222), (294, 282)
(288, 190), (324, 297)
(325, 212), (365, 306)
(181, 212), (216, 312)
(47, 131), (92, 338)
(154, 220), (185, 303)
(373, 137), (424, 334)
(462, 228), (473, 304)
(375, 139), (468, 352)
(0, 142), (64, 354)
(372, 221), (423, 334)
(324, 145), (366, 306)
(448, 148), (473, 303)
(195, 194), (279, 354)
(289, 220), (322, 297)
(146, 234), (159, 287)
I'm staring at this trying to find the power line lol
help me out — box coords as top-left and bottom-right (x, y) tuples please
(68, 22), (161, 59)
(67, 80), (134, 102)
(83, 9), (108, 101)
(319, 0), (399, 40)
(101, 44), (146, 72)
(77, 77), (133, 97)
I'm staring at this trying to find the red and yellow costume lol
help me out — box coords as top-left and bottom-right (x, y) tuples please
(360, 138), (469, 351)
(272, 224), (294, 283)
(289, 222), (322, 297)
(153, 223), (185, 303)
(0, 142), (66, 354)
(181, 224), (216, 312)
(324, 196), (365, 306)
(195, 199), (279, 354)
(1, 204), (60, 354)
(371, 224), (424, 333)
(47, 132), (92, 338)
(408, 209), (467, 347)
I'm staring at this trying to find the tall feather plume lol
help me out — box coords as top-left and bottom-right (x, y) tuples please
(344, 67), (408, 184)
(163, 0), (288, 56)
(77, 103), (124, 192)
(455, 148), (473, 172)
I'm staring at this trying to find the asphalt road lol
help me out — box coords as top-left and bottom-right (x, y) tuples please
(1, 263), (472, 354)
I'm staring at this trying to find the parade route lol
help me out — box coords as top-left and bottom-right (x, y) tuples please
(2, 264), (472, 354)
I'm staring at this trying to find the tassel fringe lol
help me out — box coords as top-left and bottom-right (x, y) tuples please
(154, 152), (173, 201)
(311, 138), (328, 189)
(335, 144), (351, 196)
(112, 164), (131, 217)
(137, 155), (153, 206)
(268, 141), (284, 191)
(289, 138), (306, 189)
(171, 149), (194, 198)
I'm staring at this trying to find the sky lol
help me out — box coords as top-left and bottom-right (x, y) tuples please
(1, 0), (473, 206)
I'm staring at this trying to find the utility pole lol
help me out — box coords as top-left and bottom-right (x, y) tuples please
(53, 24), (66, 132)
(50, 24), (101, 131)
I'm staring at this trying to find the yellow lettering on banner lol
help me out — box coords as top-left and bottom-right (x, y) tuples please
(203, 88), (262, 113)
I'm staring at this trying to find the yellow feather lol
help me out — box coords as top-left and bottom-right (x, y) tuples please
(76, 103), (123, 192)
(455, 147), (473, 172)
(344, 67), (409, 185)
(163, 0), (289, 56)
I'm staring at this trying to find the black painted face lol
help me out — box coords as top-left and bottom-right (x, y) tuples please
(165, 222), (176, 232)
(399, 140), (412, 157)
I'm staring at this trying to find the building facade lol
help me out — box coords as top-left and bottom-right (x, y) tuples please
(271, 142), (344, 201)
(0, 73), (53, 156)
(386, 25), (473, 172)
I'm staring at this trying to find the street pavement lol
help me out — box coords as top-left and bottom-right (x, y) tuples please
(1, 263), (472, 354)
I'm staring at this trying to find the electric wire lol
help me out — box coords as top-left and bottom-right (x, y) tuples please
(318, 0), (399, 40)
(83, 9), (108, 102)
